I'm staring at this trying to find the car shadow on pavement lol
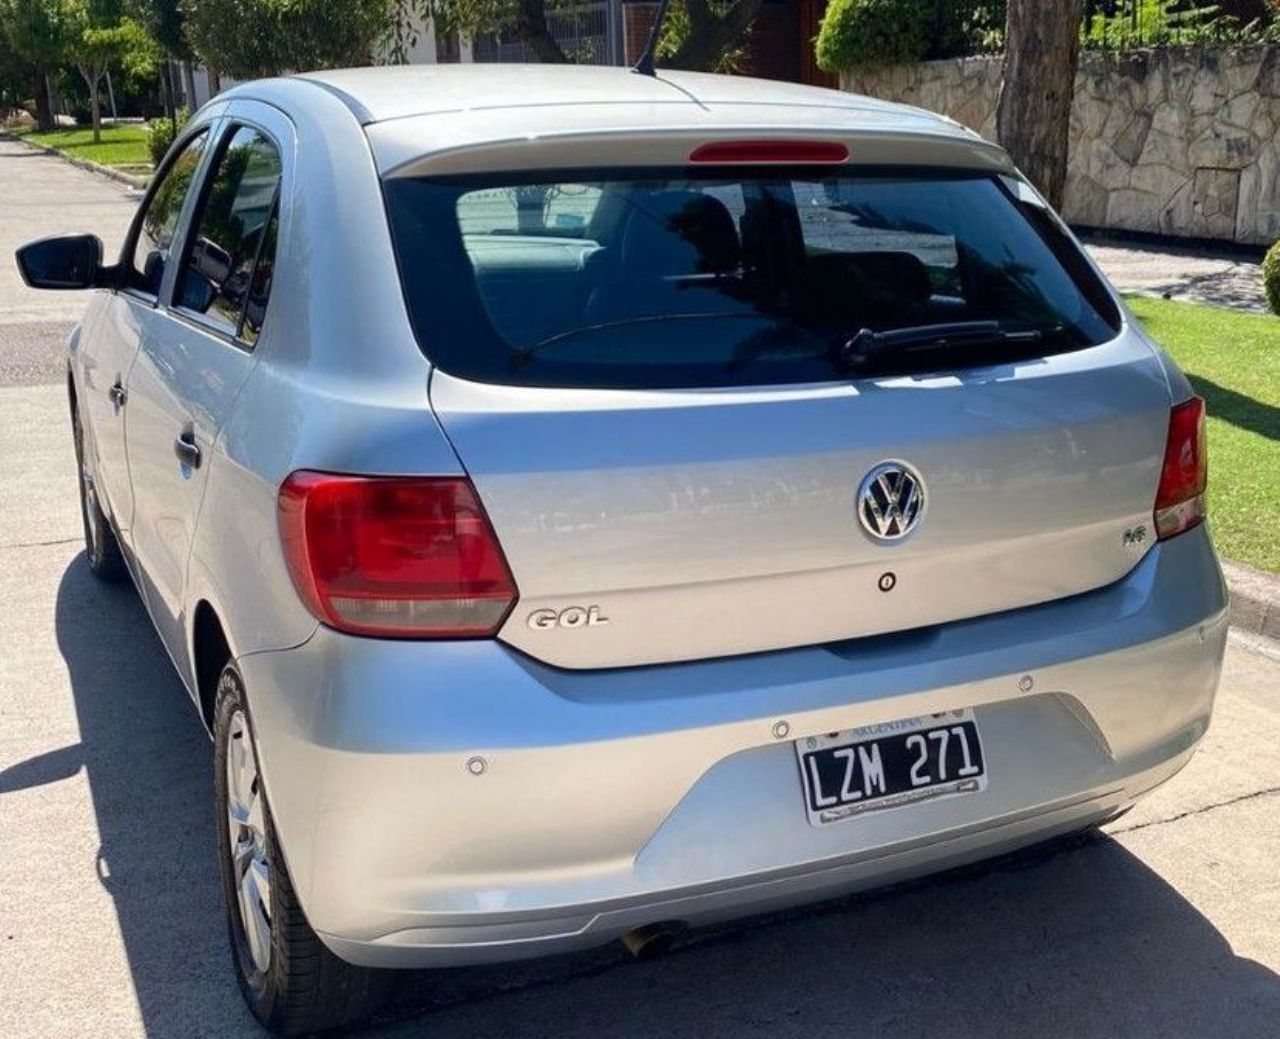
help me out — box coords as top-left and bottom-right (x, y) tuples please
(52, 554), (261, 1037)
(53, 554), (1280, 1039)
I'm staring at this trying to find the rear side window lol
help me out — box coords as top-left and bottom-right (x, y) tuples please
(175, 125), (282, 344)
(384, 168), (1120, 390)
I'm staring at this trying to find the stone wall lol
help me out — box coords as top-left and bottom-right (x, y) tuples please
(841, 46), (1280, 246)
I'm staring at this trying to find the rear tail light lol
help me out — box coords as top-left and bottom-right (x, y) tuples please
(1154, 396), (1207, 540)
(278, 472), (517, 638)
(688, 139), (849, 164)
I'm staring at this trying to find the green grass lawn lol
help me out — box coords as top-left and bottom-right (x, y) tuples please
(1127, 296), (1280, 573)
(16, 124), (151, 170)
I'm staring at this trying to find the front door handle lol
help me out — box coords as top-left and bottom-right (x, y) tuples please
(108, 381), (127, 411)
(174, 432), (202, 469)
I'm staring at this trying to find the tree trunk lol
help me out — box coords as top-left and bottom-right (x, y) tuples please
(996, 0), (1083, 210)
(667, 0), (764, 72)
(82, 69), (102, 143)
(514, 0), (568, 62)
(32, 69), (54, 131)
(161, 60), (176, 127)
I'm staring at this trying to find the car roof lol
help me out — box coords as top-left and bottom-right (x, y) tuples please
(217, 65), (1009, 178)
(291, 63), (963, 134)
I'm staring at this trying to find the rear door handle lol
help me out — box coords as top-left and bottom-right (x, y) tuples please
(174, 432), (202, 469)
(108, 382), (127, 410)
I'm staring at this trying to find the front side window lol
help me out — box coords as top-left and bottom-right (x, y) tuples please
(385, 168), (1120, 390)
(128, 129), (210, 296)
(175, 125), (282, 342)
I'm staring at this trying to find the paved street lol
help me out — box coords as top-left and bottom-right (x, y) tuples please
(2, 138), (1280, 1039)
(0, 138), (138, 388)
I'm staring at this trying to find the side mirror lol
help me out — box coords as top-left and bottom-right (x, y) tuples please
(15, 234), (107, 290)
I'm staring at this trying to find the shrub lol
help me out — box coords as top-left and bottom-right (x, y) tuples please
(816, 0), (933, 72)
(147, 107), (190, 167)
(1264, 240), (1280, 316)
(816, 0), (1005, 72)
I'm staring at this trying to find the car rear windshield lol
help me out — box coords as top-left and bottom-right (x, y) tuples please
(383, 167), (1121, 389)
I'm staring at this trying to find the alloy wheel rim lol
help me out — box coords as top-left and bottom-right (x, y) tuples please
(226, 709), (272, 974)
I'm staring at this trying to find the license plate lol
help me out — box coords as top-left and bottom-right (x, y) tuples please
(795, 709), (987, 826)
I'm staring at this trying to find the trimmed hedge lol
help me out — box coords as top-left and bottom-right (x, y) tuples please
(816, 0), (1006, 73)
(1264, 239), (1280, 316)
(816, 0), (933, 72)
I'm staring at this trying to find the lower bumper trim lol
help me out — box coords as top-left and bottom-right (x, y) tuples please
(318, 746), (1191, 969)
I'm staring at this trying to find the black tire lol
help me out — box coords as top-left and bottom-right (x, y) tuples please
(213, 664), (394, 1035)
(71, 398), (127, 582)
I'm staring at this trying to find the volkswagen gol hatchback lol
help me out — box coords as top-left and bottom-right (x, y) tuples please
(18, 66), (1226, 1035)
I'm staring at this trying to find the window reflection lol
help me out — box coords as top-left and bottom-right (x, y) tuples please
(129, 130), (209, 296)
(176, 126), (282, 344)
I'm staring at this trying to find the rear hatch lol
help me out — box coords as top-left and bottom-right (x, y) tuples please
(387, 157), (1172, 669)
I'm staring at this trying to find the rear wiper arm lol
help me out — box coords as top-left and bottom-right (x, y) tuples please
(839, 321), (1048, 371)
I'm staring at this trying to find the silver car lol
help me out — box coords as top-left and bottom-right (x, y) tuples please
(18, 65), (1226, 1035)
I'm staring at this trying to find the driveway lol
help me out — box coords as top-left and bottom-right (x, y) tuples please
(2, 141), (1279, 1039)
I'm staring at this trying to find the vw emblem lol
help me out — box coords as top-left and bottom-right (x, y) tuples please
(857, 462), (925, 542)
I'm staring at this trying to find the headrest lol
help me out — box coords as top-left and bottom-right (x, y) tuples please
(840, 251), (933, 305)
(619, 190), (741, 276)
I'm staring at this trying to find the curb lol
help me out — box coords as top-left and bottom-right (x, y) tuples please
(1224, 560), (1280, 643)
(1, 130), (150, 191)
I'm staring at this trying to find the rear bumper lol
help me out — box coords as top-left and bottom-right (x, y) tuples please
(241, 526), (1228, 969)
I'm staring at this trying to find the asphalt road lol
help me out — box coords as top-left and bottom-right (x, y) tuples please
(0, 137), (138, 389)
(2, 136), (1280, 1039)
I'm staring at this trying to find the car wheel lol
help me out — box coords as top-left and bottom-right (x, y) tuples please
(213, 664), (394, 1035)
(71, 401), (127, 582)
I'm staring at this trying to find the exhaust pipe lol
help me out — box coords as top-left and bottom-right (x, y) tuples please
(622, 922), (685, 960)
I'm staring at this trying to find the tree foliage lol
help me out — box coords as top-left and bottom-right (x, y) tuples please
(59, 0), (156, 140)
(0, 16), (31, 114)
(129, 0), (189, 59)
(1, 0), (71, 127)
(182, 0), (393, 78)
(1, 0), (169, 128)
(1, 0), (72, 71)
(657, 0), (749, 73)
(661, 0), (764, 70)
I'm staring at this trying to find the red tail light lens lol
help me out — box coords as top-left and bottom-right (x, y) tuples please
(1154, 396), (1207, 540)
(688, 140), (849, 164)
(278, 472), (518, 638)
